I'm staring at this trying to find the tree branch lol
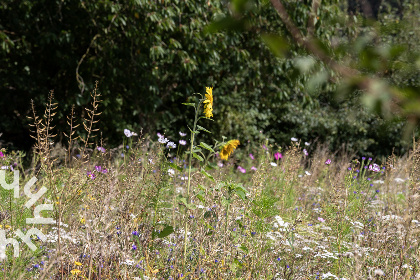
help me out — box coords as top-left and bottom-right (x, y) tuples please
(269, 0), (359, 78)
(307, 0), (321, 36)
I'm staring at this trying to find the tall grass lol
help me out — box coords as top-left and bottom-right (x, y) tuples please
(0, 86), (419, 279)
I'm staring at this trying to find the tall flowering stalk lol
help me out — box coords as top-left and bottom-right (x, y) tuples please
(183, 87), (213, 269)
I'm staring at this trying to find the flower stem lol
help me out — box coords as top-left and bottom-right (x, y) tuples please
(183, 102), (200, 269)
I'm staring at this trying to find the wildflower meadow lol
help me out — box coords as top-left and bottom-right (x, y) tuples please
(0, 85), (419, 280)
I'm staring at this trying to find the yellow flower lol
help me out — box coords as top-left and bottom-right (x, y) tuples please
(220, 140), (240, 160)
(74, 261), (82, 266)
(203, 87), (213, 118)
(71, 269), (82, 275)
(80, 218), (85, 224)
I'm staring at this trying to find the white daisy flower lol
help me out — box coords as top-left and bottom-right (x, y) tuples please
(158, 136), (169, 144)
(168, 169), (175, 177)
(124, 129), (132, 137)
(167, 142), (176, 149)
(270, 162), (277, 167)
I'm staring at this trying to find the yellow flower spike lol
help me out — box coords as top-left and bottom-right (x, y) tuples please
(74, 261), (82, 266)
(220, 140), (240, 160)
(203, 87), (213, 118)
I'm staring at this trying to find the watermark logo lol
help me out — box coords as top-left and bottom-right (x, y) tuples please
(0, 170), (54, 259)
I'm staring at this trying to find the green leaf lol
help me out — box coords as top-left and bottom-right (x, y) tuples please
(182, 103), (195, 107)
(178, 197), (196, 209)
(179, 197), (188, 206)
(205, 162), (218, 170)
(197, 125), (211, 134)
(158, 226), (174, 238)
(234, 184), (248, 200)
(261, 34), (289, 58)
(169, 162), (183, 172)
(187, 203), (196, 210)
(200, 168), (215, 182)
(199, 142), (215, 152)
(231, 0), (253, 13)
(221, 197), (230, 207)
(196, 190), (206, 203)
(239, 245), (249, 254)
(205, 15), (249, 33)
(233, 258), (243, 268)
(185, 148), (202, 154)
(192, 152), (204, 162)
(235, 189), (246, 200)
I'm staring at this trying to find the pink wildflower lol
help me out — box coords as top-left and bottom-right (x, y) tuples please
(369, 164), (380, 172)
(87, 172), (96, 180)
(274, 152), (282, 160)
(237, 166), (246, 173)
